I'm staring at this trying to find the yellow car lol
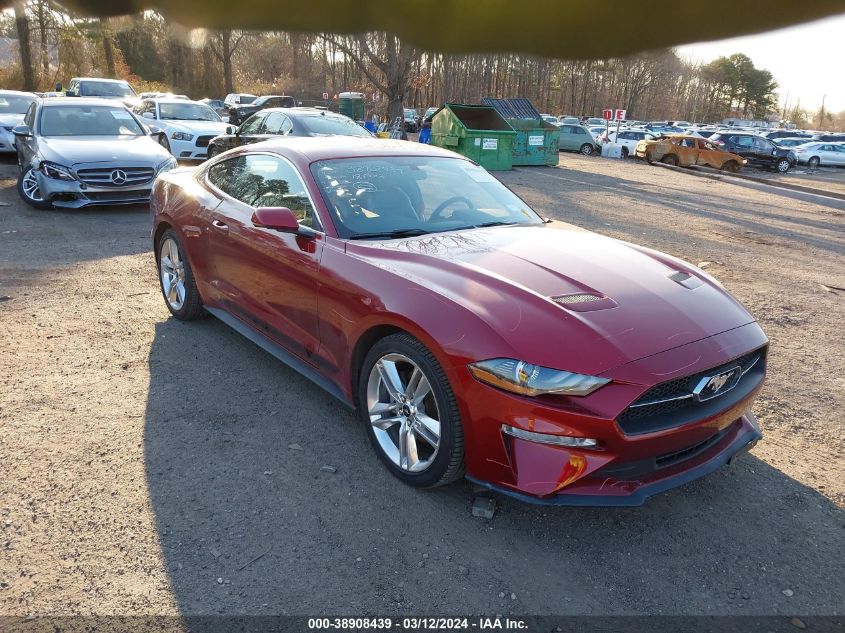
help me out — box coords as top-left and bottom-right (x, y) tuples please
(635, 135), (746, 172)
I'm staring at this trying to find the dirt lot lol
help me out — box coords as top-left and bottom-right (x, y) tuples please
(0, 152), (843, 620)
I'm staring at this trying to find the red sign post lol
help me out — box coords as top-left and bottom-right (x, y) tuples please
(602, 109), (612, 120)
(614, 109), (627, 121)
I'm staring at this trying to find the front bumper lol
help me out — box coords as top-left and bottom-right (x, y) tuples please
(34, 170), (152, 209)
(169, 137), (209, 161)
(454, 322), (768, 506)
(469, 412), (761, 507)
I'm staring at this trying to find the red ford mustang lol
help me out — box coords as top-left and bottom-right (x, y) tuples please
(150, 137), (767, 506)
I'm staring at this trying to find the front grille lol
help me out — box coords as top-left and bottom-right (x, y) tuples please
(617, 347), (766, 435)
(76, 166), (154, 187)
(195, 136), (213, 148)
(84, 189), (151, 202)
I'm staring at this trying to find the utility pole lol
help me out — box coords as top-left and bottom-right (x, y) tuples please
(816, 94), (826, 129)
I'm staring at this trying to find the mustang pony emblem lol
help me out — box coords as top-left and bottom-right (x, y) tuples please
(693, 365), (742, 402)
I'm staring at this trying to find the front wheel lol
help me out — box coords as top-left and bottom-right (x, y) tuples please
(775, 158), (791, 173)
(721, 160), (740, 173)
(17, 167), (51, 209)
(579, 143), (594, 156)
(158, 135), (171, 154)
(156, 229), (205, 320)
(206, 145), (219, 160)
(661, 154), (679, 166)
(621, 146), (629, 159)
(359, 333), (464, 488)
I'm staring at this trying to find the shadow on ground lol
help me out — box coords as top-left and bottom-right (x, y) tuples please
(144, 316), (845, 617)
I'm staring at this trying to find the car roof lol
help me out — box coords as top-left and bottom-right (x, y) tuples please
(40, 97), (130, 108)
(148, 98), (205, 105)
(260, 107), (347, 119)
(71, 77), (129, 83)
(245, 136), (471, 163)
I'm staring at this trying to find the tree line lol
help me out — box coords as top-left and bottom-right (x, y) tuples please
(2, 2), (842, 130)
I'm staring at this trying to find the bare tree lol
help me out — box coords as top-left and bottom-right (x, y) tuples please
(209, 29), (246, 94)
(14, 0), (35, 91)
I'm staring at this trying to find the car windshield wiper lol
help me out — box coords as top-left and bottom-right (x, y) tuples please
(348, 228), (432, 240)
(472, 221), (520, 229)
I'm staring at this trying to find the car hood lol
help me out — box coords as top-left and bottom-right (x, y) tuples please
(0, 113), (25, 128)
(160, 120), (230, 135)
(347, 223), (756, 375)
(38, 135), (172, 167)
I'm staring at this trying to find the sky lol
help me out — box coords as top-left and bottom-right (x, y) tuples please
(677, 14), (845, 115)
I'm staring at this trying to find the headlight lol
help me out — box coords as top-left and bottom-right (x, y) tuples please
(171, 131), (194, 141)
(38, 160), (75, 181)
(468, 358), (610, 397)
(156, 157), (178, 173)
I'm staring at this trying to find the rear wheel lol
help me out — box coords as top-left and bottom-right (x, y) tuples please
(775, 158), (791, 173)
(579, 143), (594, 156)
(17, 167), (51, 209)
(661, 154), (679, 166)
(621, 146), (629, 159)
(721, 160), (740, 173)
(359, 333), (464, 488)
(156, 229), (204, 320)
(807, 156), (820, 169)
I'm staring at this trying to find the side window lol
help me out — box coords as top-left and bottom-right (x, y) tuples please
(573, 127), (587, 135)
(279, 116), (293, 135)
(207, 157), (239, 196)
(753, 137), (774, 152)
(733, 136), (753, 148)
(211, 155), (321, 229)
(24, 102), (36, 128)
(820, 144), (834, 152)
(261, 112), (289, 135)
(562, 125), (576, 134)
(239, 113), (266, 135)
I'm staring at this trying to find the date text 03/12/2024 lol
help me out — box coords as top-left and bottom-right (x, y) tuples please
(307, 617), (528, 630)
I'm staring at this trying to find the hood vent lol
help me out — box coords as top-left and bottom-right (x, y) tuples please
(551, 293), (603, 305)
(668, 270), (704, 289)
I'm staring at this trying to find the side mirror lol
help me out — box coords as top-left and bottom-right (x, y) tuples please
(12, 124), (31, 137)
(252, 207), (318, 238)
(148, 125), (162, 135)
(252, 207), (306, 234)
(55, 82), (62, 92)
(141, 111), (155, 119)
(226, 125), (237, 135)
(65, 90), (74, 97)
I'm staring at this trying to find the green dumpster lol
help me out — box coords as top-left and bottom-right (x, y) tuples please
(430, 103), (516, 171)
(508, 119), (560, 166)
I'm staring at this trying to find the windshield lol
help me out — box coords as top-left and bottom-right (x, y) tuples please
(310, 156), (543, 239)
(40, 105), (145, 136)
(79, 81), (135, 98)
(300, 115), (372, 137)
(237, 95), (257, 104)
(158, 102), (221, 121)
(0, 95), (35, 114)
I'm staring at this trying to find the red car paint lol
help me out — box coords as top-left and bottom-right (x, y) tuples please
(151, 137), (767, 506)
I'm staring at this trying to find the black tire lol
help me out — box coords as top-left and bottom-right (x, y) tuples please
(621, 146), (629, 159)
(661, 154), (679, 166)
(775, 158), (791, 173)
(579, 143), (594, 156)
(158, 135), (171, 154)
(645, 152), (655, 165)
(720, 160), (740, 173)
(807, 157), (820, 169)
(358, 333), (464, 488)
(17, 166), (52, 209)
(156, 228), (205, 321)
(206, 145), (219, 160)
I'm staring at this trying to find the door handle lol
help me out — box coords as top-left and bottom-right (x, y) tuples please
(212, 219), (229, 231)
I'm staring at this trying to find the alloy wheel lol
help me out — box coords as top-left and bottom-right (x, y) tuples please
(21, 168), (43, 203)
(366, 353), (441, 473)
(159, 237), (186, 310)
(777, 159), (790, 173)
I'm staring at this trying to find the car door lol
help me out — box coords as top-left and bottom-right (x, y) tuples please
(752, 136), (778, 164)
(831, 145), (845, 166)
(818, 144), (838, 165)
(558, 125), (576, 150)
(15, 101), (38, 167)
(205, 153), (325, 364)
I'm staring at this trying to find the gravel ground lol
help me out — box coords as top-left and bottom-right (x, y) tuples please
(0, 152), (843, 620)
